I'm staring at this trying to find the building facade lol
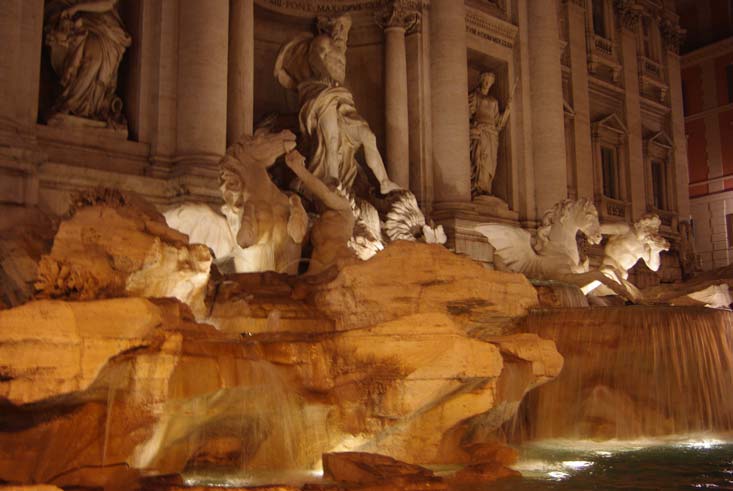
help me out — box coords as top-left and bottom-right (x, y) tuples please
(682, 37), (733, 271)
(0, 0), (688, 278)
(679, 0), (733, 272)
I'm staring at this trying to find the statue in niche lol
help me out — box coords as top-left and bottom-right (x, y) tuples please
(274, 13), (400, 195)
(468, 72), (514, 197)
(44, 0), (131, 131)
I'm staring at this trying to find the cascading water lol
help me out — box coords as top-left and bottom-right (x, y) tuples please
(503, 306), (733, 442)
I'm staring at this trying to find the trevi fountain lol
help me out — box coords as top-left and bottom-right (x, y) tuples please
(1, 0), (732, 490)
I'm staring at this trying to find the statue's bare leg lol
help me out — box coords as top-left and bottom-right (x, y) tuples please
(353, 124), (401, 194)
(319, 105), (342, 181)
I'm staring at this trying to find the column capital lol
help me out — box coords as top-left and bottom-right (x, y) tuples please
(660, 18), (684, 54)
(375, 0), (421, 34)
(613, 0), (642, 31)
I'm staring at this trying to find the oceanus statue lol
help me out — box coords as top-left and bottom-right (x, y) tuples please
(476, 198), (602, 281)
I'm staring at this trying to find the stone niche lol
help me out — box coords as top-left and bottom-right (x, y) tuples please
(467, 50), (512, 206)
(38, 0), (142, 140)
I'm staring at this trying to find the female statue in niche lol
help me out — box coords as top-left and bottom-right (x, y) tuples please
(44, 0), (131, 130)
(468, 72), (514, 197)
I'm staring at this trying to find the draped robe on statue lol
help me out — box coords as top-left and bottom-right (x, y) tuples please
(45, 0), (131, 125)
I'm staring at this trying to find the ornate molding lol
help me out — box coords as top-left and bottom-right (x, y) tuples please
(613, 0), (642, 31)
(465, 7), (518, 49)
(375, 0), (421, 33)
(660, 18), (684, 54)
(257, 0), (387, 14)
(562, 0), (586, 8)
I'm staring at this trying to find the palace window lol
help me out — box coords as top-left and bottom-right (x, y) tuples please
(641, 17), (660, 62)
(592, 114), (629, 220)
(592, 0), (608, 39)
(601, 146), (619, 199)
(651, 159), (667, 209)
(645, 131), (675, 214)
(726, 64), (733, 103)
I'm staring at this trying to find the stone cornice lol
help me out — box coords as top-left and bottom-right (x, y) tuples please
(680, 36), (733, 67)
(562, 0), (586, 8)
(465, 6), (518, 49)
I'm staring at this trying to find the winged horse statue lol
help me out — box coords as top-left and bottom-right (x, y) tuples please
(476, 198), (603, 281)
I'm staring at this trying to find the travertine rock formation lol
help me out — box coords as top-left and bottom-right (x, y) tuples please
(0, 240), (560, 488)
(35, 189), (211, 317)
(312, 240), (539, 334)
(0, 205), (57, 309)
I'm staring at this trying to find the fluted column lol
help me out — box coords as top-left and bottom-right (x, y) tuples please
(430, 0), (472, 203)
(176, 0), (229, 170)
(377, 1), (420, 189)
(227, 0), (254, 146)
(528, 0), (567, 214)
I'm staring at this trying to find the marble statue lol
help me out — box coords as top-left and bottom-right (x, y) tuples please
(583, 215), (670, 298)
(468, 72), (514, 196)
(274, 13), (400, 194)
(601, 215), (670, 285)
(44, 0), (131, 130)
(384, 191), (447, 245)
(283, 149), (358, 274)
(475, 198), (602, 280)
(164, 128), (308, 274)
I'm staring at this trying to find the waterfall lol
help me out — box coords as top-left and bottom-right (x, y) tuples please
(504, 306), (733, 442)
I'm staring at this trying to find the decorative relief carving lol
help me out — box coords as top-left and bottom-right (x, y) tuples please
(465, 8), (518, 49)
(660, 18), (684, 54)
(259, 0), (385, 13)
(256, 0), (429, 15)
(375, 0), (421, 33)
(613, 0), (642, 31)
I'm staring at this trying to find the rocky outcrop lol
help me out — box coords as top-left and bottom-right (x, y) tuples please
(34, 189), (212, 318)
(312, 241), (538, 335)
(0, 241), (561, 488)
(0, 205), (57, 309)
(320, 452), (446, 490)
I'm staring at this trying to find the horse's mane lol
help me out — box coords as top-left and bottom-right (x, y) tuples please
(633, 214), (662, 239)
(535, 198), (597, 251)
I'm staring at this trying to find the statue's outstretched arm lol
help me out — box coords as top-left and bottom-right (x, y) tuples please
(286, 150), (350, 212)
(600, 223), (631, 235)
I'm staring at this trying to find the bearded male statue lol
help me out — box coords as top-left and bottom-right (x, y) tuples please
(274, 14), (400, 195)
